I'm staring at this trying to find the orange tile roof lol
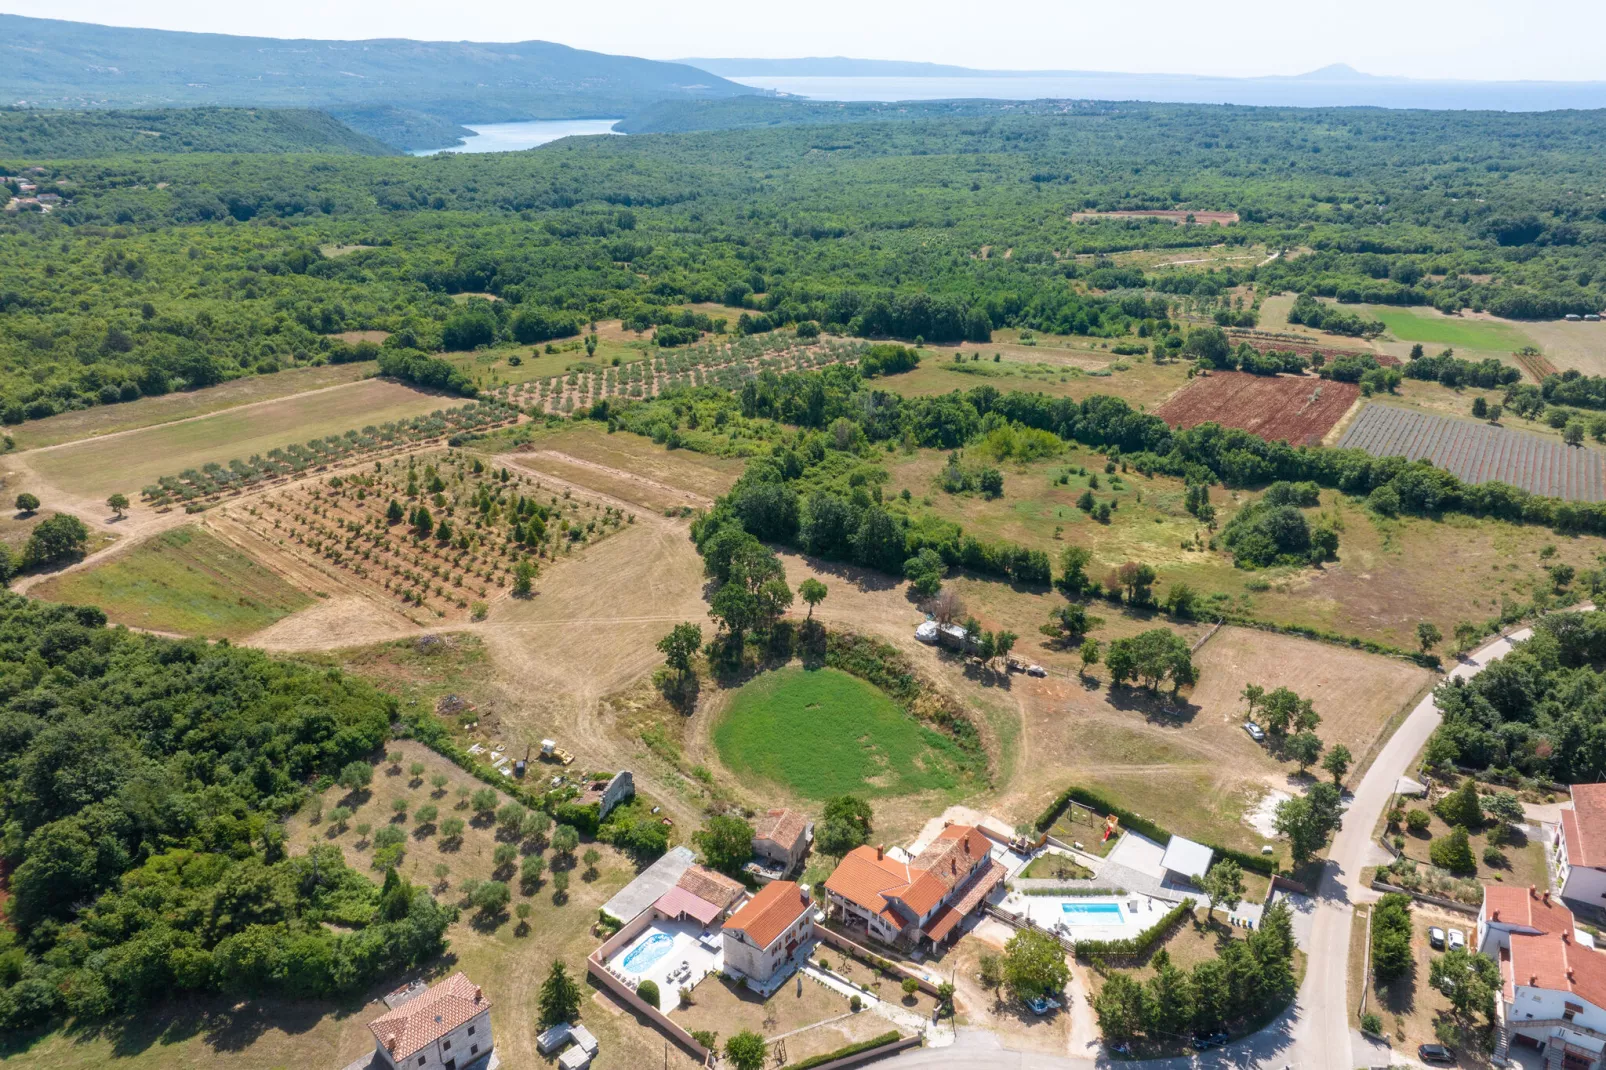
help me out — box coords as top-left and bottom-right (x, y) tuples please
(677, 865), (746, 911)
(824, 846), (915, 928)
(824, 826), (994, 927)
(923, 860), (1007, 943)
(1484, 884), (1574, 933)
(724, 880), (811, 949)
(1511, 928), (1606, 1009)
(1566, 784), (1606, 867)
(368, 973), (490, 1061)
(753, 809), (809, 849)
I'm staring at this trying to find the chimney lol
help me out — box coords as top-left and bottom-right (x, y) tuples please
(1531, 974), (1540, 986)
(1492, 909), (1501, 921)
(1544, 890), (1552, 906)
(386, 1033), (398, 1054)
(876, 845), (884, 861)
(474, 986), (483, 1003)
(1569, 968), (1577, 983)
(1530, 884), (1538, 898)
(1564, 930), (1572, 945)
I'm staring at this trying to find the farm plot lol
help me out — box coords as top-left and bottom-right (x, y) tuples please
(213, 450), (636, 626)
(493, 335), (864, 414)
(1154, 371), (1360, 445)
(1225, 331), (1397, 366)
(137, 400), (518, 509)
(1337, 404), (1606, 502)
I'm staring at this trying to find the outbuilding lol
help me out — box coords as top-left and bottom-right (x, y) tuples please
(1159, 835), (1214, 884)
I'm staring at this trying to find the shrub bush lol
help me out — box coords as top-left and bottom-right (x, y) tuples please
(637, 979), (660, 1006)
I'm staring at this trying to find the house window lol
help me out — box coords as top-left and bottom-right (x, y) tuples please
(471, 1045), (480, 1055)
(443, 1040), (452, 1051)
(418, 1058), (426, 1067)
(467, 1026), (475, 1036)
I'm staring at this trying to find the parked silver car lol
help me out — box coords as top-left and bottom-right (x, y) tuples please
(1243, 721), (1266, 742)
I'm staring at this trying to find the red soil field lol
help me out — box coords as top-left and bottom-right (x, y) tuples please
(1070, 209), (1239, 225)
(1155, 371), (1361, 446)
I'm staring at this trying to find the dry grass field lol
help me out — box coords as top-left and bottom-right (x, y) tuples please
(22, 379), (455, 500)
(6, 363), (379, 451)
(31, 524), (311, 638)
(1519, 318), (1606, 376)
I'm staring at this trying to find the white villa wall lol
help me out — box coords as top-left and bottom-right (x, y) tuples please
(1508, 984), (1606, 1055)
(375, 1009), (492, 1070)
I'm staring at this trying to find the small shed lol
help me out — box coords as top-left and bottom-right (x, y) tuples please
(1160, 835), (1214, 882)
(915, 621), (939, 643)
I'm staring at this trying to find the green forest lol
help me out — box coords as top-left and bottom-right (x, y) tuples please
(1, 100), (1603, 423)
(0, 596), (452, 1029)
(0, 107), (400, 158)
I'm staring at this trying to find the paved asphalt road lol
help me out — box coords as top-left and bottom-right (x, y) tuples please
(888, 615), (1576, 1070)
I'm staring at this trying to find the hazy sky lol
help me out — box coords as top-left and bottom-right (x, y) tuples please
(8, 0), (1606, 82)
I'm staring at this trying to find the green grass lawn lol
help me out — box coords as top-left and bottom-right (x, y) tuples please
(34, 525), (310, 638)
(1366, 306), (1533, 351)
(712, 666), (972, 800)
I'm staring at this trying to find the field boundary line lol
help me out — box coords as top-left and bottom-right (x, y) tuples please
(10, 374), (428, 456)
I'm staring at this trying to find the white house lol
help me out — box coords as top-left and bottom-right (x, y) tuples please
(721, 880), (814, 985)
(1555, 784), (1606, 905)
(368, 973), (493, 1070)
(1479, 886), (1606, 1067)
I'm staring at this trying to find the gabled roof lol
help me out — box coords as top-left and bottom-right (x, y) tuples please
(825, 825), (993, 925)
(1484, 884), (1574, 934)
(1565, 783), (1606, 868)
(1511, 927), (1606, 1010)
(676, 865), (746, 911)
(368, 972), (490, 1061)
(753, 809), (810, 849)
(654, 885), (723, 926)
(824, 846), (915, 928)
(724, 880), (811, 949)
(923, 859), (1007, 943)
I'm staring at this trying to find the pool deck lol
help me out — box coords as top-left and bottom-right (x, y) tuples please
(998, 890), (1175, 943)
(601, 917), (722, 1010)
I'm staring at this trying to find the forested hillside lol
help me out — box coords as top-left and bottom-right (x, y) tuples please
(0, 107), (398, 158)
(0, 596), (452, 1028)
(0, 102), (1603, 423)
(0, 14), (752, 149)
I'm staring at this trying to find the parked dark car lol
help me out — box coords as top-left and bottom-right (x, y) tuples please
(1193, 1033), (1230, 1051)
(1419, 1043), (1456, 1064)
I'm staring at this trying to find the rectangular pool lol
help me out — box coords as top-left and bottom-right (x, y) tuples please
(1060, 902), (1124, 924)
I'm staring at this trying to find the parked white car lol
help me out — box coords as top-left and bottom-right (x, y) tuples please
(1243, 721), (1266, 742)
(1448, 928), (1466, 952)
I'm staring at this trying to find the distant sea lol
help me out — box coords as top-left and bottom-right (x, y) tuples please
(724, 74), (1606, 112)
(411, 119), (623, 156)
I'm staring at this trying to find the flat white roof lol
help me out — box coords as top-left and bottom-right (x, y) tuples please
(1160, 835), (1214, 879)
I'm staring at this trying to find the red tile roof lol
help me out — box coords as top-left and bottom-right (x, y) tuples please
(824, 846), (915, 929)
(368, 973), (490, 1061)
(753, 809), (810, 850)
(655, 886), (723, 926)
(824, 825), (994, 928)
(1484, 884), (1573, 933)
(1565, 784), (1606, 867)
(676, 866), (746, 911)
(923, 860), (1007, 943)
(724, 880), (811, 949)
(1511, 928), (1606, 1010)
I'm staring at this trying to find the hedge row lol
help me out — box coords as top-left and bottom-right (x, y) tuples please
(1035, 785), (1278, 876)
(786, 1031), (903, 1070)
(1073, 897), (1196, 959)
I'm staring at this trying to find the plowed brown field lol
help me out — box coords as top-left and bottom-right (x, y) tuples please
(1155, 370), (1360, 445)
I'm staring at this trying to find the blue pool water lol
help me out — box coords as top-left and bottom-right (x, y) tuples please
(1060, 902), (1124, 924)
(621, 931), (675, 973)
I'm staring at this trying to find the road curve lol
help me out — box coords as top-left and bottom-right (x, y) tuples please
(889, 612), (1583, 1070)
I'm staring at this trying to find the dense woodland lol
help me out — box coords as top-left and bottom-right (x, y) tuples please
(0, 597), (453, 1029)
(1, 101), (1605, 421)
(1431, 611), (1606, 784)
(0, 107), (399, 158)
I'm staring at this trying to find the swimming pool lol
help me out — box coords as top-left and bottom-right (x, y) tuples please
(1060, 902), (1124, 924)
(621, 931), (675, 973)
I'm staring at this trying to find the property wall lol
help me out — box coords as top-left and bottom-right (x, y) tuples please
(587, 912), (709, 1061)
(814, 925), (941, 996)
